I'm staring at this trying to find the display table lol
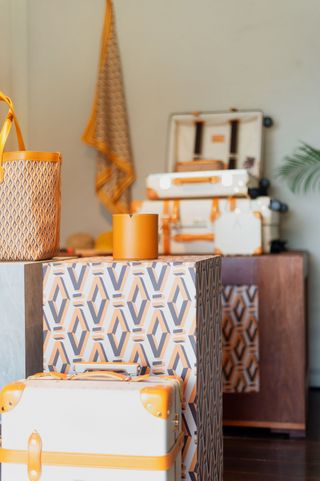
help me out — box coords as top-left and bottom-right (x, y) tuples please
(0, 262), (43, 390)
(221, 252), (308, 436)
(43, 255), (223, 481)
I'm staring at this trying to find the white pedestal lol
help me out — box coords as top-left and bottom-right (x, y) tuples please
(0, 262), (43, 390)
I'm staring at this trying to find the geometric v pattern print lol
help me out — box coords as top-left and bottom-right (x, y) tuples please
(43, 256), (222, 481)
(221, 285), (259, 393)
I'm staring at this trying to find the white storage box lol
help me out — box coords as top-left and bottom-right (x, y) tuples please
(0, 366), (182, 481)
(167, 110), (264, 177)
(132, 197), (280, 255)
(146, 169), (258, 200)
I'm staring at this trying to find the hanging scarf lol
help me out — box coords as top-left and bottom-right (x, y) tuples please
(82, 0), (135, 213)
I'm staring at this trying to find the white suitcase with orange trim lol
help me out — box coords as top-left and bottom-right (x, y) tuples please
(146, 169), (258, 200)
(167, 111), (265, 177)
(132, 197), (280, 255)
(146, 110), (268, 200)
(0, 364), (182, 481)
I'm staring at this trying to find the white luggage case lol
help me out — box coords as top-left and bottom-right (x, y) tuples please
(0, 364), (183, 481)
(146, 169), (258, 200)
(146, 110), (267, 200)
(167, 110), (265, 177)
(132, 197), (280, 255)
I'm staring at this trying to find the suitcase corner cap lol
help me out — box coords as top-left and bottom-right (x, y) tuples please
(0, 381), (26, 413)
(140, 385), (173, 419)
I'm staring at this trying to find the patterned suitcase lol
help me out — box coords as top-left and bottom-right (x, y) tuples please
(132, 197), (280, 255)
(146, 169), (258, 200)
(0, 364), (183, 481)
(167, 111), (265, 177)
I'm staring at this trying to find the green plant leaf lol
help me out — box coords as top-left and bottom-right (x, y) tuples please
(277, 142), (320, 193)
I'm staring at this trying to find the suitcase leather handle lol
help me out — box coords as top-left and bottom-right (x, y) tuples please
(73, 361), (141, 376)
(172, 176), (220, 185)
(28, 372), (68, 381)
(70, 369), (151, 382)
(28, 368), (151, 383)
(70, 371), (129, 381)
(172, 233), (214, 243)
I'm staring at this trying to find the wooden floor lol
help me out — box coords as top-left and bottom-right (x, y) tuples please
(224, 389), (320, 481)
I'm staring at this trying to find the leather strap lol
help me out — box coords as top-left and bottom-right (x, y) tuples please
(70, 368), (151, 382)
(172, 233), (214, 243)
(27, 432), (42, 481)
(0, 92), (26, 182)
(69, 371), (130, 381)
(0, 431), (184, 472)
(28, 372), (68, 381)
(211, 198), (221, 222)
(28, 368), (151, 383)
(0, 92), (25, 150)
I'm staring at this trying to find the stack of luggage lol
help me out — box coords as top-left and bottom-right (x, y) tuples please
(133, 110), (288, 255)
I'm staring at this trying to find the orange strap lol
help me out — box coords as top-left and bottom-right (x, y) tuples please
(162, 200), (171, 255)
(172, 175), (220, 185)
(70, 369), (151, 383)
(70, 371), (129, 381)
(0, 432), (184, 473)
(28, 368), (151, 383)
(0, 91), (26, 182)
(210, 198), (221, 222)
(28, 372), (68, 381)
(172, 233), (214, 243)
(171, 200), (180, 223)
(0, 92), (25, 150)
(228, 196), (237, 211)
(162, 200), (181, 255)
(28, 432), (42, 481)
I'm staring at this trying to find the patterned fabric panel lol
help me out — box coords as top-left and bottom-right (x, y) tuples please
(222, 285), (259, 393)
(43, 257), (222, 481)
(0, 160), (61, 261)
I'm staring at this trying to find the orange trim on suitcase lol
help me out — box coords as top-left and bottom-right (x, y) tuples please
(0, 432), (184, 472)
(172, 175), (220, 185)
(172, 233), (214, 243)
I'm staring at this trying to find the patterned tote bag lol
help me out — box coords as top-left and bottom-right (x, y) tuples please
(0, 92), (61, 261)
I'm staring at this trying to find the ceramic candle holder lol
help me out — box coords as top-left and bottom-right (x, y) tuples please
(113, 214), (159, 260)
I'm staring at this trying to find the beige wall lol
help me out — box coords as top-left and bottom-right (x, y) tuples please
(0, 0), (29, 144)
(0, 0), (14, 142)
(0, 0), (12, 92)
(7, 0), (320, 384)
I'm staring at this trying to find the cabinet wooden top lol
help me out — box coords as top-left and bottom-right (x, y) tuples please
(221, 251), (308, 284)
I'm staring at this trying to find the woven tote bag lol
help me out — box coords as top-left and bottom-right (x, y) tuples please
(0, 92), (61, 261)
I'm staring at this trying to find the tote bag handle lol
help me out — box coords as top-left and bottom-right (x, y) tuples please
(0, 92), (26, 182)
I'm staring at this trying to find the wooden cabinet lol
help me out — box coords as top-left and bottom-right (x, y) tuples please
(221, 252), (308, 435)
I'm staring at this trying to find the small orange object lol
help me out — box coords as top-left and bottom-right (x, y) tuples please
(212, 134), (225, 143)
(113, 214), (158, 260)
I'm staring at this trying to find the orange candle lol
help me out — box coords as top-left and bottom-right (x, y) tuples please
(113, 214), (158, 261)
